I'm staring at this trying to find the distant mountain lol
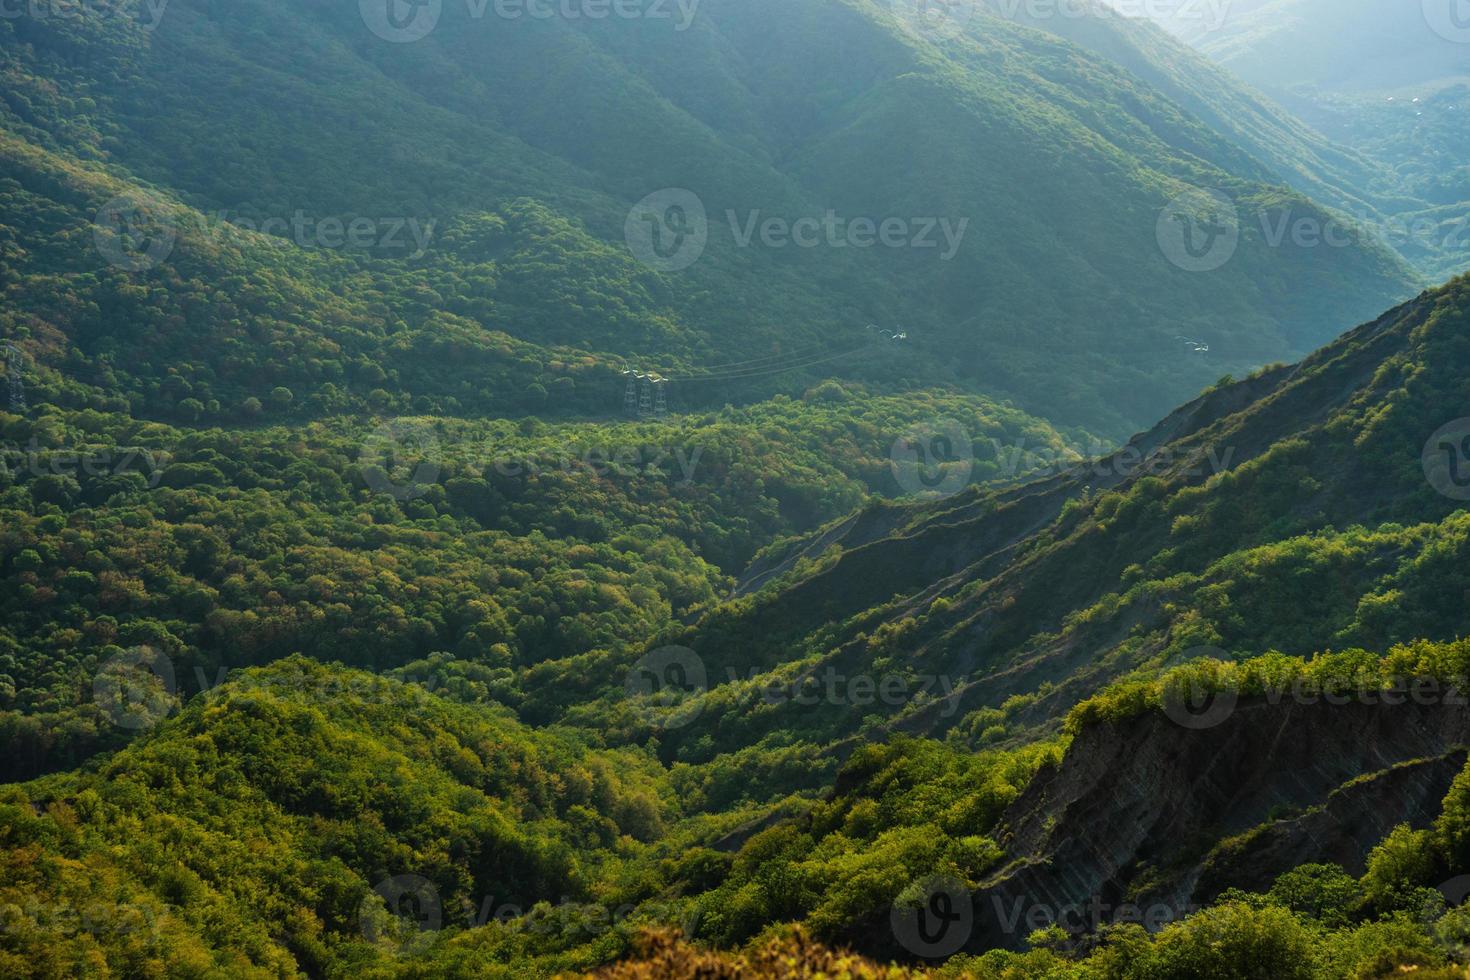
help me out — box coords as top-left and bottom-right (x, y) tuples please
(1187, 0), (1470, 95)
(1179, 0), (1470, 282)
(1022, 0), (1470, 282)
(991, 0), (1386, 215)
(0, 0), (1421, 435)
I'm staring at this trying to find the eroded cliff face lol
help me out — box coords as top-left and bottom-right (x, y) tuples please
(1195, 752), (1467, 900)
(963, 694), (1470, 951)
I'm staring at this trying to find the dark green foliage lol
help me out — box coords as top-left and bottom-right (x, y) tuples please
(0, 2), (1468, 977)
(0, 388), (1071, 781)
(1, 658), (672, 977)
(0, 0), (1421, 437)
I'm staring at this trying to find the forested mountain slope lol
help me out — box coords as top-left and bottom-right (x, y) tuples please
(7, 2), (1470, 977)
(0, 0), (1421, 434)
(1, 657), (679, 977)
(1133, 0), (1470, 281)
(649, 275), (1470, 761)
(0, 381), (1076, 783)
(612, 276), (1470, 973)
(8, 277), (1470, 978)
(985, 0), (1388, 216)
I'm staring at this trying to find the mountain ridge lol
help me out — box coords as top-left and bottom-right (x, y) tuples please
(0, 0), (1425, 435)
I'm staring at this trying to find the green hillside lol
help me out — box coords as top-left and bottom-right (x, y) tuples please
(1, 657), (679, 978)
(8, 274), (1470, 977)
(7, 1), (1470, 977)
(0, 0), (1423, 435)
(592, 275), (1470, 973)
(1146, 0), (1470, 281)
(654, 276), (1470, 757)
(0, 382), (1074, 783)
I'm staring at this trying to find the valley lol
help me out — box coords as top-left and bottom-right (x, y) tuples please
(3, 1), (1470, 977)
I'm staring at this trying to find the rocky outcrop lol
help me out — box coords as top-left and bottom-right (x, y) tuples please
(966, 694), (1470, 950)
(1195, 751), (1467, 900)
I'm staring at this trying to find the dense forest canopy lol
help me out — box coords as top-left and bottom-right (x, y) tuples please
(0, 0), (1431, 435)
(3, 0), (1470, 977)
